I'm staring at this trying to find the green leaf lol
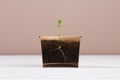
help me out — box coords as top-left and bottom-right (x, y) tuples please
(57, 19), (62, 27)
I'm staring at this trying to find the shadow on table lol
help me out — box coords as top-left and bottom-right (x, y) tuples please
(0, 65), (120, 68)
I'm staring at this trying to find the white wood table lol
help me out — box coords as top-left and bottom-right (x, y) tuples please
(0, 55), (120, 80)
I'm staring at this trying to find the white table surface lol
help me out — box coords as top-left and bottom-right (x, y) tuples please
(0, 55), (120, 80)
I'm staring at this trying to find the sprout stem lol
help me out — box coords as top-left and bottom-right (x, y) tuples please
(58, 26), (61, 41)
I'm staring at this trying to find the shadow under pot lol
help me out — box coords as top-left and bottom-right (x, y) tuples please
(39, 36), (82, 68)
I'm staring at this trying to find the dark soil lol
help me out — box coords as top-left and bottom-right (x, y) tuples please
(41, 40), (80, 67)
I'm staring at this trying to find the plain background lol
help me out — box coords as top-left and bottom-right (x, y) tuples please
(0, 0), (120, 55)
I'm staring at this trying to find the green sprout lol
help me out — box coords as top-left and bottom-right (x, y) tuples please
(57, 19), (62, 28)
(52, 19), (69, 62)
(57, 19), (62, 48)
(57, 19), (62, 38)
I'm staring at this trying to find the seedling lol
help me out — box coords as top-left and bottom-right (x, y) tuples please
(52, 19), (69, 62)
(57, 19), (62, 48)
(40, 19), (81, 67)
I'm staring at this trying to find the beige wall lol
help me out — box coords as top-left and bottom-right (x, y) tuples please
(0, 0), (120, 55)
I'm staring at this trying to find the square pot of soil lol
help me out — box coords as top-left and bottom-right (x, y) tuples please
(39, 36), (82, 67)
